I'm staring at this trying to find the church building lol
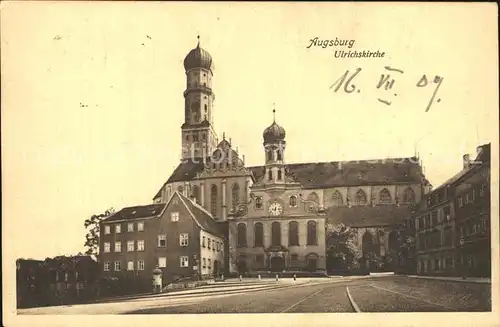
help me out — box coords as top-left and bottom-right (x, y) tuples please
(99, 37), (433, 284)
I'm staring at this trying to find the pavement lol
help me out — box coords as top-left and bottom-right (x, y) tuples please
(18, 275), (491, 314)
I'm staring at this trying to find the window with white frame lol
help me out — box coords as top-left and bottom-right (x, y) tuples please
(137, 222), (144, 231)
(104, 225), (111, 235)
(137, 240), (145, 251)
(104, 242), (111, 253)
(212, 242), (215, 252)
(208, 258), (211, 269)
(127, 261), (134, 271)
(158, 257), (167, 268)
(202, 236), (206, 247)
(114, 261), (121, 271)
(203, 258), (206, 268)
(127, 241), (135, 252)
(180, 233), (189, 246)
(208, 238), (211, 249)
(158, 234), (167, 247)
(115, 224), (121, 234)
(114, 241), (121, 252)
(171, 212), (180, 222)
(180, 256), (189, 267)
(104, 262), (110, 271)
(138, 260), (145, 271)
(128, 223), (134, 232)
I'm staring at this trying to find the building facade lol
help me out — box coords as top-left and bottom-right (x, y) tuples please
(99, 191), (225, 292)
(146, 39), (432, 276)
(413, 144), (491, 277)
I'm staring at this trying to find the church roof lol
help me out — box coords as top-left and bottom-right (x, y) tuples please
(154, 157), (427, 200)
(250, 157), (426, 189)
(103, 203), (167, 222)
(326, 205), (412, 227)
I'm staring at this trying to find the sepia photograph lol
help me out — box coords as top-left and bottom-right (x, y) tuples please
(1, 2), (498, 326)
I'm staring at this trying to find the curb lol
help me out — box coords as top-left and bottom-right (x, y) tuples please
(406, 275), (491, 284)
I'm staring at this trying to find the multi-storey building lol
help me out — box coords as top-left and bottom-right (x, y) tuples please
(99, 191), (224, 291)
(413, 143), (491, 277)
(98, 37), (433, 282)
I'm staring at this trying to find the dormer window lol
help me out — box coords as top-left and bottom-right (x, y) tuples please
(255, 197), (263, 209)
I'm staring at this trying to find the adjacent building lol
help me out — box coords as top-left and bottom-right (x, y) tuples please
(99, 191), (225, 291)
(413, 143), (491, 277)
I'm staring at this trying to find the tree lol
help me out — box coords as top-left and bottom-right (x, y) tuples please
(325, 223), (362, 272)
(84, 208), (115, 260)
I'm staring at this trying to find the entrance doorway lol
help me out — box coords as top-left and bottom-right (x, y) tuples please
(270, 257), (285, 272)
(213, 260), (219, 277)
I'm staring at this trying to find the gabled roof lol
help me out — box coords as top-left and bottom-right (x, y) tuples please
(175, 192), (225, 239)
(103, 203), (167, 222)
(154, 156), (428, 200)
(325, 205), (412, 227)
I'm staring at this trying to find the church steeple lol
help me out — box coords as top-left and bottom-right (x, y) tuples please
(181, 36), (217, 160)
(262, 104), (286, 184)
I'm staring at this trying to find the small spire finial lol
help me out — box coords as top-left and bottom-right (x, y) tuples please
(196, 34), (200, 47)
(223, 132), (225, 140)
(272, 102), (276, 122)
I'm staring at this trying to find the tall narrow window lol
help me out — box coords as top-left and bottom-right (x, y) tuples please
(267, 150), (273, 161)
(277, 170), (282, 180)
(255, 197), (263, 209)
(288, 221), (299, 246)
(268, 170), (273, 181)
(332, 191), (343, 206)
(355, 189), (367, 205)
(232, 183), (240, 209)
(379, 188), (392, 204)
(276, 150), (282, 161)
(237, 223), (247, 248)
(307, 220), (317, 245)
(403, 187), (415, 203)
(254, 222), (264, 247)
(191, 185), (200, 204)
(210, 184), (218, 217)
(271, 222), (281, 246)
(289, 196), (297, 207)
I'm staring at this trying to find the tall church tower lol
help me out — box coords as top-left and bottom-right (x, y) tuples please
(181, 36), (218, 160)
(262, 108), (287, 185)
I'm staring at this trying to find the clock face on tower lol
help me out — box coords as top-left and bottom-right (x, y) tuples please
(268, 202), (283, 216)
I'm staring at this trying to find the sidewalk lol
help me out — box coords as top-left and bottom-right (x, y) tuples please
(407, 275), (491, 284)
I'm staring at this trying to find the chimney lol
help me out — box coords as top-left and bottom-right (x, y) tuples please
(463, 154), (470, 169)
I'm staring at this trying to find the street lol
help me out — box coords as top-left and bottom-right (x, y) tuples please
(18, 276), (491, 314)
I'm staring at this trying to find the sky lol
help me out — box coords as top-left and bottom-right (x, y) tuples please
(2, 2), (498, 260)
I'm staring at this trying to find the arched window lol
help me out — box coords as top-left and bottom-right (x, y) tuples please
(177, 185), (184, 194)
(271, 222), (281, 246)
(355, 189), (367, 205)
(307, 220), (317, 245)
(289, 196), (297, 207)
(288, 221), (299, 246)
(332, 191), (343, 206)
(277, 170), (282, 180)
(237, 223), (247, 248)
(255, 197), (263, 209)
(232, 183), (240, 209)
(379, 188), (392, 204)
(210, 184), (217, 217)
(254, 223), (264, 247)
(268, 170), (273, 181)
(403, 187), (416, 203)
(388, 231), (398, 251)
(276, 150), (282, 161)
(191, 185), (200, 204)
(267, 150), (273, 161)
(362, 231), (378, 257)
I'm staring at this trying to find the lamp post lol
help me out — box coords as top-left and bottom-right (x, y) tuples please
(459, 237), (466, 280)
